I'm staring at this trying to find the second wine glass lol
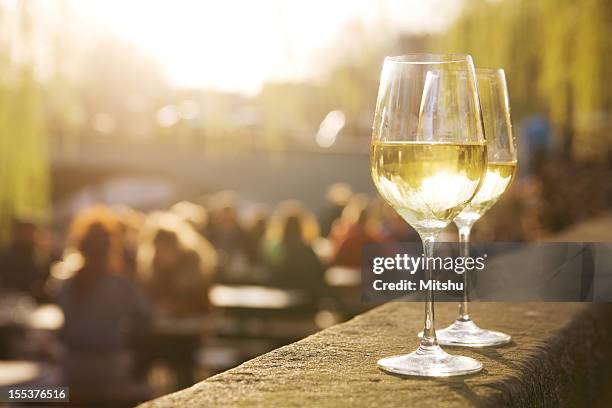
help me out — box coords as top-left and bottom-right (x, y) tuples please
(436, 68), (517, 347)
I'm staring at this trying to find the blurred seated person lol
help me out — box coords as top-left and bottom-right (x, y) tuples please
(243, 204), (269, 267)
(318, 183), (352, 237)
(0, 217), (54, 301)
(138, 212), (216, 315)
(57, 206), (151, 400)
(149, 230), (208, 314)
(328, 194), (368, 247)
(112, 205), (146, 282)
(136, 212), (216, 388)
(206, 191), (249, 281)
(332, 195), (385, 268)
(263, 201), (325, 296)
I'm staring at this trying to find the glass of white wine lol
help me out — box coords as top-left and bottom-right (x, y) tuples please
(435, 68), (517, 347)
(372, 54), (486, 376)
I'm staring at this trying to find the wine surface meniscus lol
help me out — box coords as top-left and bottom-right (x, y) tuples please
(453, 161), (516, 226)
(371, 141), (486, 234)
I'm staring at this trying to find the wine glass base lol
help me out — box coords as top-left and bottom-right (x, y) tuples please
(377, 345), (482, 377)
(421, 320), (511, 347)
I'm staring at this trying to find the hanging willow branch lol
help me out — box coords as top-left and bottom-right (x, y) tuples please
(436, 0), (611, 161)
(0, 2), (49, 242)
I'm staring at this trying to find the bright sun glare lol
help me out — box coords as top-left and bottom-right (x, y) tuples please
(69, 0), (460, 94)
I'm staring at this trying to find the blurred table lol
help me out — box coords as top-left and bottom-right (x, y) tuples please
(0, 293), (36, 327)
(153, 315), (215, 336)
(325, 267), (361, 287)
(148, 285), (313, 340)
(209, 284), (308, 310)
(324, 267), (371, 319)
(27, 304), (64, 331)
(0, 293), (64, 331)
(0, 361), (42, 386)
(204, 284), (320, 370)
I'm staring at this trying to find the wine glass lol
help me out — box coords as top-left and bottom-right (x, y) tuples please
(371, 54), (486, 376)
(435, 68), (517, 347)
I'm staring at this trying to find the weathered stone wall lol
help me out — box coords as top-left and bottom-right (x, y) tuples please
(139, 302), (612, 407)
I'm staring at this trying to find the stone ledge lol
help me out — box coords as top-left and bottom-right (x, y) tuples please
(139, 302), (612, 407)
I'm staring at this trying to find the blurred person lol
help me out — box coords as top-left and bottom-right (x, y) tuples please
(243, 204), (269, 267)
(171, 200), (208, 237)
(263, 201), (325, 295)
(0, 217), (54, 300)
(519, 116), (552, 177)
(138, 211), (216, 314)
(318, 183), (352, 237)
(136, 212), (216, 388)
(113, 204), (146, 281)
(328, 193), (369, 248)
(57, 205), (151, 401)
(206, 191), (244, 251)
(149, 229), (209, 314)
(332, 195), (385, 268)
(206, 191), (249, 281)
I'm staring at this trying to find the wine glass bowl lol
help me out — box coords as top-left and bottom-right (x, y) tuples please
(371, 55), (487, 238)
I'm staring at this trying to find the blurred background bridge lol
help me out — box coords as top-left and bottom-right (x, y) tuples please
(50, 143), (373, 216)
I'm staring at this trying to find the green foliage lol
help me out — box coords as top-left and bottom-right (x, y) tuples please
(436, 0), (612, 160)
(0, 3), (49, 241)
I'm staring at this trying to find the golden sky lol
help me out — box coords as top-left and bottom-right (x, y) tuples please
(63, 0), (461, 94)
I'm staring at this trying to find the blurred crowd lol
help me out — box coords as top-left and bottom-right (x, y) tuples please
(0, 183), (418, 404)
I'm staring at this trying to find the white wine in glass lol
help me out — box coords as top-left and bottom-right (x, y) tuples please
(436, 68), (517, 347)
(453, 161), (516, 225)
(372, 141), (486, 233)
(372, 54), (487, 377)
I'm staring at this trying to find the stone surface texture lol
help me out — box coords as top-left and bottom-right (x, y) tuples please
(139, 302), (612, 407)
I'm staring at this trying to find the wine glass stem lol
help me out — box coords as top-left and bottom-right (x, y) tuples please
(420, 234), (438, 348)
(458, 226), (471, 322)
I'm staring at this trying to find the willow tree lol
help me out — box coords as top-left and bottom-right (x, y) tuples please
(436, 0), (611, 161)
(0, 2), (49, 241)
